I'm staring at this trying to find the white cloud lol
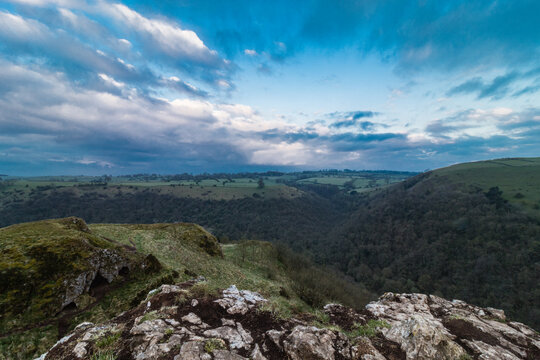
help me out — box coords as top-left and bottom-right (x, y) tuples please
(0, 61), (355, 169)
(492, 107), (513, 116)
(103, 3), (217, 64)
(118, 38), (131, 46)
(217, 80), (231, 88)
(7, 0), (83, 6)
(244, 49), (257, 56)
(98, 73), (125, 88)
(250, 141), (310, 166)
(0, 11), (48, 40)
(76, 158), (114, 167)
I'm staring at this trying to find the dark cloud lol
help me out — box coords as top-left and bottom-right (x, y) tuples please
(328, 111), (378, 128)
(447, 78), (484, 96)
(447, 72), (534, 99)
(425, 121), (458, 137)
(512, 84), (540, 97)
(478, 73), (519, 99)
(257, 127), (405, 152)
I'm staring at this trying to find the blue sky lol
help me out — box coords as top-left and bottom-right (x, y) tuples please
(0, 0), (539, 175)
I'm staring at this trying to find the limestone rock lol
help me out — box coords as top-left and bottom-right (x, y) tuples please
(283, 325), (336, 360)
(36, 285), (540, 360)
(365, 292), (540, 360)
(214, 285), (267, 315)
(61, 248), (134, 309)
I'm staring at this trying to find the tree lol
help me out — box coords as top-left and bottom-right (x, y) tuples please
(257, 178), (265, 189)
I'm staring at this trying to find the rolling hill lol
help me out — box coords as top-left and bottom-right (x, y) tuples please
(325, 158), (540, 329)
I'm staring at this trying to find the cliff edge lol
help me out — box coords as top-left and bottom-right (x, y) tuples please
(37, 280), (539, 360)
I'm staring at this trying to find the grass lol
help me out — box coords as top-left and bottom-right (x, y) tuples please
(296, 173), (408, 190)
(1, 217), (372, 359)
(89, 227), (302, 308)
(0, 177), (302, 203)
(0, 169), (415, 206)
(91, 350), (116, 360)
(434, 157), (540, 217)
(138, 311), (160, 324)
(348, 320), (391, 338)
(95, 332), (120, 349)
(0, 325), (56, 360)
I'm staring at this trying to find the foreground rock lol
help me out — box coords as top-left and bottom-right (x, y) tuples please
(37, 284), (539, 360)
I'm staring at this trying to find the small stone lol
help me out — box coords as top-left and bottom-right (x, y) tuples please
(283, 326), (336, 360)
(73, 342), (88, 358)
(203, 326), (252, 350)
(74, 322), (94, 331)
(266, 330), (284, 350)
(222, 318), (236, 326)
(165, 318), (180, 327)
(212, 350), (247, 359)
(182, 312), (202, 325)
(250, 344), (267, 360)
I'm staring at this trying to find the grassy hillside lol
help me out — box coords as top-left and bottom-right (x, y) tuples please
(0, 218), (372, 360)
(433, 157), (540, 216)
(326, 158), (540, 330)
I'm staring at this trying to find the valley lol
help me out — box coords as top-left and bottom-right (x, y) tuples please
(1, 158), (539, 359)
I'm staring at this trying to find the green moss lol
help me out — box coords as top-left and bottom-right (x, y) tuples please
(138, 311), (160, 324)
(348, 320), (391, 338)
(0, 217), (144, 328)
(204, 338), (226, 353)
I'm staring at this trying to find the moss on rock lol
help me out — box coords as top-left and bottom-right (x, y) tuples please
(0, 217), (144, 328)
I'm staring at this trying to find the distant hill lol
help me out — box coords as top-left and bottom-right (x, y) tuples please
(433, 157), (540, 216)
(0, 170), (412, 253)
(325, 158), (540, 329)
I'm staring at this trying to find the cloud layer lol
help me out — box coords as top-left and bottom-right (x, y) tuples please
(1, 0), (539, 174)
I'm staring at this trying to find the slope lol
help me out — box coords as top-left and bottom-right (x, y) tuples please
(327, 158), (540, 329)
(0, 218), (372, 360)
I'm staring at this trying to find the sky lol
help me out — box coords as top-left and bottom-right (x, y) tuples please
(0, 0), (539, 175)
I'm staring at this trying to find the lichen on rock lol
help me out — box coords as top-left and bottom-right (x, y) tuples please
(34, 284), (540, 360)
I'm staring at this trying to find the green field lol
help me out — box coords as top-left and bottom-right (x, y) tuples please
(433, 157), (540, 216)
(0, 170), (415, 205)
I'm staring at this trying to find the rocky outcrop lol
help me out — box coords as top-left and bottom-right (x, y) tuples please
(363, 293), (539, 360)
(61, 248), (134, 309)
(0, 217), (152, 323)
(36, 285), (540, 360)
